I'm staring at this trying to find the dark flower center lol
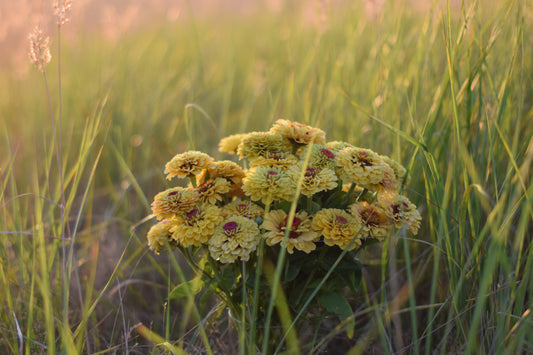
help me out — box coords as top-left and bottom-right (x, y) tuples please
(335, 216), (348, 225)
(168, 191), (179, 196)
(305, 168), (317, 177)
(267, 170), (278, 177)
(321, 148), (334, 159)
(268, 152), (283, 161)
(186, 208), (199, 219)
(223, 221), (239, 236)
(356, 152), (372, 167)
(361, 208), (380, 227)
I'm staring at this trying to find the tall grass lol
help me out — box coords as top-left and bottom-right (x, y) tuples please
(1, 0), (532, 353)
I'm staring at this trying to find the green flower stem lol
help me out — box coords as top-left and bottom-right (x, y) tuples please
(306, 195), (313, 213)
(357, 187), (368, 202)
(249, 198), (271, 353)
(343, 182), (356, 206)
(188, 174), (197, 188)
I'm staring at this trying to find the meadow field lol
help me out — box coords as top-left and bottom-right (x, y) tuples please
(1, 0), (532, 353)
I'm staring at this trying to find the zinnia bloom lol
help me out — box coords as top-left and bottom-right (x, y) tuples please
(171, 204), (223, 247)
(336, 147), (391, 186)
(242, 166), (295, 204)
(221, 200), (264, 220)
(269, 119), (326, 145)
(237, 132), (292, 160)
(195, 178), (231, 204)
(312, 209), (363, 250)
(200, 160), (246, 184)
(299, 144), (336, 171)
(380, 155), (409, 183)
(208, 216), (260, 263)
(262, 210), (319, 253)
(164, 151), (214, 180)
(151, 187), (199, 220)
(147, 220), (177, 254)
(219, 133), (248, 154)
(348, 201), (392, 239)
(287, 163), (337, 197)
(249, 151), (298, 170)
(364, 165), (398, 192)
(326, 141), (353, 154)
(378, 192), (421, 235)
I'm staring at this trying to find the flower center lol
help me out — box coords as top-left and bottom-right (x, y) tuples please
(305, 168), (317, 177)
(268, 152), (283, 161)
(361, 208), (380, 227)
(335, 216), (348, 225)
(321, 148), (334, 159)
(168, 190), (179, 196)
(186, 208), (199, 220)
(356, 151), (372, 167)
(223, 221), (239, 236)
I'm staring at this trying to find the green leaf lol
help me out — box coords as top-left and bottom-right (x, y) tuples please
(169, 276), (205, 300)
(317, 292), (355, 338)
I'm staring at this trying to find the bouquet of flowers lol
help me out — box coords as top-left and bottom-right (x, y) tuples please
(146, 119), (421, 351)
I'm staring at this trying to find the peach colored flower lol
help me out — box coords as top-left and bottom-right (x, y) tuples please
(219, 133), (248, 154)
(348, 201), (392, 239)
(151, 187), (199, 220)
(164, 151), (214, 180)
(221, 200), (264, 220)
(269, 119), (326, 145)
(336, 147), (391, 185)
(147, 220), (178, 254)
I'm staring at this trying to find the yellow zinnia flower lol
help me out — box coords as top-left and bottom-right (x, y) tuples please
(147, 220), (178, 254)
(242, 166), (295, 204)
(195, 178), (231, 204)
(269, 119), (326, 145)
(348, 201), (392, 239)
(326, 141), (353, 154)
(164, 151), (214, 180)
(336, 147), (390, 186)
(378, 192), (421, 235)
(171, 204), (223, 247)
(237, 132), (292, 161)
(208, 216), (260, 263)
(312, 209), (363, 250)
(299, 144), (336, 171)
(249, 151), (298, 170)
(221, 200), (264, 220)
(151, 187), (199, 220)
(219, 133), (248, 154)
(380, 155), (409, 183)
(287, 163), (337, 197)
(262, 210), (319, 254)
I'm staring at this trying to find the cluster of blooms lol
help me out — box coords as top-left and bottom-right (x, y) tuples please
(147, 119), (421, 263)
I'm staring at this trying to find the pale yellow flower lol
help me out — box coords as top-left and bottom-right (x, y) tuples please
(164, 151), (214, 180)
(380, 155), (409, 183)
(312, 209), (363, 250)
(336, 147), (390, 185)
(219, 133), (248, 154)
(151, 187), (199, 220)
(364, 164), (398, 192)
(262, 210), (319, 254)
(269, 119), (326, 145)
(287, 163), (337, 197)
(249, 151), (298, 169)
(237, 132), (292, 160)
(208, 216), (260, 263)
(299, 144), (336, 171)
(147, 220), (177, 254)
(378, 192), (421, 235)
(326, 141), (353, 154)
(195, 178), (231, 204)
(348, 201), (392, 239)
(171, 204), (223, 247)
(242, 166), (295, 204)
(200, 160), (246, 184)
(221, 200), (264, 220)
